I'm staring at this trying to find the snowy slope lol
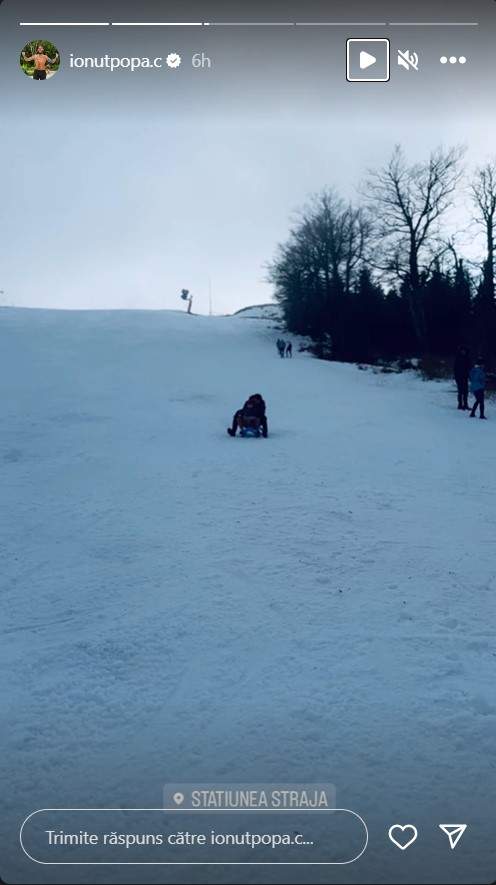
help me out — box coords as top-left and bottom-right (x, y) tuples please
(1, 307), (495, 885)
(233, 304), (283, 321)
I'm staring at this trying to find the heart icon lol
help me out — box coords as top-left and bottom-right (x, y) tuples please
(388, 824), (418, 850)
(173, 792), (185, 806)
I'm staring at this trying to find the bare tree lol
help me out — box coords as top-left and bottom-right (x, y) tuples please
(366, 145), (465, 348)
(297, 190), (371, 296)
(470, 161), (496, 360)
(268, 189), (372, 344)
(471, 160), (496, 302)
(343, 206), (372, 296)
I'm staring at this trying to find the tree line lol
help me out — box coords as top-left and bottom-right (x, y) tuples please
(268, 147), (496, 366)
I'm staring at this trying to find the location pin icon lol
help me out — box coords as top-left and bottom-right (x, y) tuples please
(173, 792), (185, 806)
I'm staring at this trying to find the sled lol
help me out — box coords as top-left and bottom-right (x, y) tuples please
(239, 416), (262, 438)
(240, 425), (262, 438)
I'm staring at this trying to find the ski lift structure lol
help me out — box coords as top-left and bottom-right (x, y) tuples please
(180, 288), (193, 314)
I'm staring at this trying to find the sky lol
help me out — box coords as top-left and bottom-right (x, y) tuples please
(1, 0), (496, 314)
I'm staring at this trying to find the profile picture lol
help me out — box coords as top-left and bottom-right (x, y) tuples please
(20, 39), (60, 80)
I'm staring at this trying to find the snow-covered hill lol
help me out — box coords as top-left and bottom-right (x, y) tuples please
(233, 303), (283, 321)
(1, 308), (495, 885)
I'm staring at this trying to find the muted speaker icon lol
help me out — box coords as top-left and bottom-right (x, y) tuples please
(397, 49), (419, 71)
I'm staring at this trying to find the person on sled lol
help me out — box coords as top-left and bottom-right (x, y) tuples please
(227, 393), (268, 437)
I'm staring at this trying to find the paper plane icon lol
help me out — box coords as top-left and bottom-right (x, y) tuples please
(439, 824), (467, 849)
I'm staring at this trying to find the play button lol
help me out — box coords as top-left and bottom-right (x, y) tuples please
(347, 38), (390, 82)
(360, 50), (377, 70)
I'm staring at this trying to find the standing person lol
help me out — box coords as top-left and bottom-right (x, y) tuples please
(454, 346), (471, 410)
(277, 339), (286, 358)
(469, 360), (487, 419)
(22, 44), (59, 80)
(285, 341), (293, 358)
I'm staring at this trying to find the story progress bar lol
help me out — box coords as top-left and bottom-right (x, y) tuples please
(19, 21), (480, 28)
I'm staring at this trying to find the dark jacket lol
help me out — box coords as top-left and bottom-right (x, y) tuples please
(454, 349), (471, 381)
(242, 397), (266, 420)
